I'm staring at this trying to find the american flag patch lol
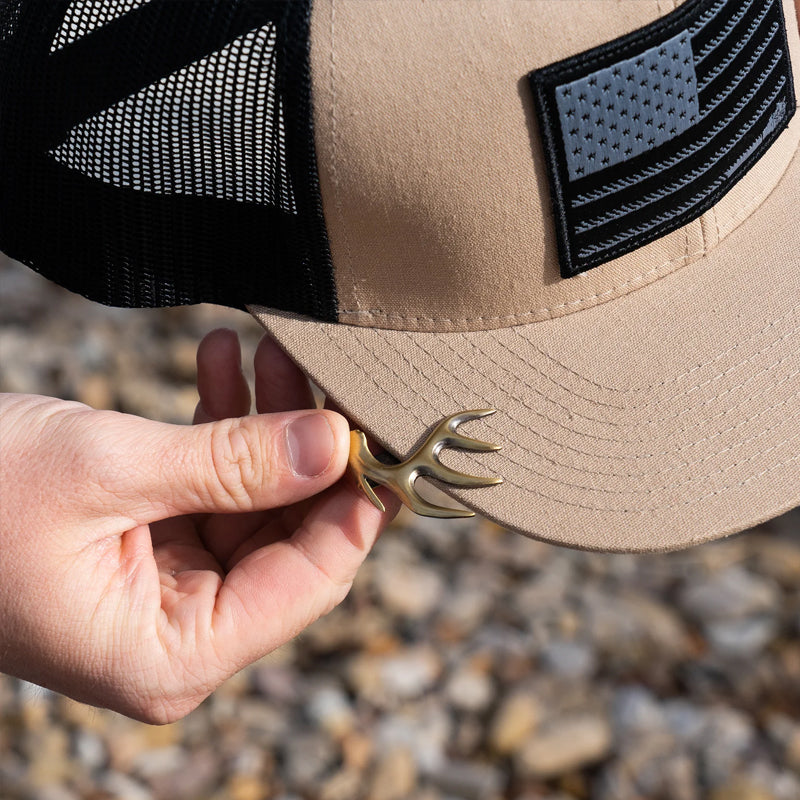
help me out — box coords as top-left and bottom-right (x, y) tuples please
(529, 0), (797, 279)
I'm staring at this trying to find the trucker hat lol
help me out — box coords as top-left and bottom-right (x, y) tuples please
(1, 0), (798, 552)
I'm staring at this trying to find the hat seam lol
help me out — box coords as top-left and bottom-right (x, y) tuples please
(339, 245), (705, 325)
(502, 321), (800, 412)
(326, 0), (358, 318)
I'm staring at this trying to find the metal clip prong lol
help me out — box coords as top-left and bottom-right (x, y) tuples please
(347, 410), (503, 518)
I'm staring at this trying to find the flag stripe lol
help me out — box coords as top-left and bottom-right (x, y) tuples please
(555, 0), (795, 274)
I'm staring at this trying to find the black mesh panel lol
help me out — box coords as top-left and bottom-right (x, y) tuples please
(0, 0), (337, 320)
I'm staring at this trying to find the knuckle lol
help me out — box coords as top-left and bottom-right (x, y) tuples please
(207, 418), (272, 510)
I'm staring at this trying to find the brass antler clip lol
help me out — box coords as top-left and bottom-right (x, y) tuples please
(348, 410), (503, 518)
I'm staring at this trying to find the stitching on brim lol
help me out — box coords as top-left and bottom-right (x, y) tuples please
(371, 325), (800, 461)
(319, 323), (800, 512)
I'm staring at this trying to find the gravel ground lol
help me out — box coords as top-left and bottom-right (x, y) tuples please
(2, 255), (800, 800)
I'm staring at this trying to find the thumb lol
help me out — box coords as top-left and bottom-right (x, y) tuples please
(71, 407), (352, 522)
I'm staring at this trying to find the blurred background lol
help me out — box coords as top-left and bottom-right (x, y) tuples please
(2, 253), (800, 800)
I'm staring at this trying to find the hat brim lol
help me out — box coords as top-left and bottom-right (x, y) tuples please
(251, 144), (800, 553)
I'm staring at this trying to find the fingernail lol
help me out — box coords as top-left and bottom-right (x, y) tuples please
(286, 413), (335, 477)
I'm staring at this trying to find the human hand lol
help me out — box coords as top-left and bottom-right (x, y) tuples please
(0, 329), (399, 723)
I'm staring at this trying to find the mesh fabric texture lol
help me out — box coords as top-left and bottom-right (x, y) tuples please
(0, 0), (336, 320)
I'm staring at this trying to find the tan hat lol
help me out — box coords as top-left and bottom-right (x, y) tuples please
(2, 0), (798, 551)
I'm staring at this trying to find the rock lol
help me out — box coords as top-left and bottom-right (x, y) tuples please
(749, 536), (800, 584)
(306, 684), (355, 739)
(516, 714), (613, 778)
(611, 686), (666, 740)
(132, 745), (187, 779)
(35, 787), (81, 800)
(513, 559), (572, 614)
(766, 715), (800, 771)
(679, 567), (779, 623)
(342, 731), (375, 772)
(709, 778), (776, 800)
(226, 775), (271, 800)
(539, 639), (596, 680)
(699, 709), (757, 786)
(444, 663), (495, 713)
(582, 589), (691, 672)
(74, 729), (107, 771)
(706, 617), (777, 658)
(374, 560), (445, 620)
(348, 646), (443, 707)
(435, 584), (494, 640)
(144, 746), (221, 800)
(321, 769), (364, 800)
(368, 747), (418, 800)
(251, 663), (301, 704)
(237, 700), (290, 743)
(663, 700), (709, 747)
(75, 372), (115, 409)
(27, 727), (71, 788)
(376, 705), (452, 773)
(282, 732), (337, 792)
(595, 753), (699, 800)
(428, 759), (505, 800)
(101, 772), (154, 800)
(488, 691), (543, 755)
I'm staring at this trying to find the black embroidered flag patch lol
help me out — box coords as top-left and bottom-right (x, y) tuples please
(529, 0), (797, 279)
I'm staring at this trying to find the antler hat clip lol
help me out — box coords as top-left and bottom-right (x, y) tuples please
(348, 409), (503, 519)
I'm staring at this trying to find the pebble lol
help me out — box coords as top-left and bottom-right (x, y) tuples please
(376, 706), (452, 773)
(539, 639), (597, 679)
(700, 708), (757, 786)
(679, 566), (779, 623)
(706, 617), (778, 658)
(306, 684), (356, 739)
(611, 686), (666, 740)
(348, 646), (443, 707)
(74, 729), (107, 771)
(488, 691), (543, 756)
(709, 778), (777, 800)
(321, 768), (364, 800)
(374, 560), (445, 620)
(282, 732), (338, 792)
(444, 663), (495, 713)
(427, 759), (505, 800)
(368, 747), (418, 800)
(515, 714), (613, 778)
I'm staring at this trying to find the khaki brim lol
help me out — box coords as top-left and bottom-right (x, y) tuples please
(251, 143), (800, 553)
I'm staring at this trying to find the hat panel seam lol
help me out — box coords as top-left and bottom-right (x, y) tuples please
(338, 244), (704, 326)
(326, 0), (358, 318)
